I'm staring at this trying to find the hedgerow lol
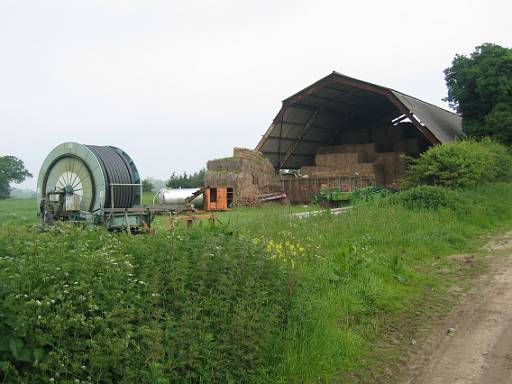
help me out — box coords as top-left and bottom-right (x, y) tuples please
(0, 224), (291, 384)
(403, 138), (512, 188)
(386, 185), (464, 211)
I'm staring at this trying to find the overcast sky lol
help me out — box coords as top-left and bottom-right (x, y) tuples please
(1, 0), (511, 190)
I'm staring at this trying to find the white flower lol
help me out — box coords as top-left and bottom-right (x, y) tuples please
(35, 300), (42, 306)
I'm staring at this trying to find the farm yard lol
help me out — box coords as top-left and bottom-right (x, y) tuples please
(3, 174), (512, 383)
(1, 5), (511, 380)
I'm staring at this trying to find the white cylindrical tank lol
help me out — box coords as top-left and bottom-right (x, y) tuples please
(157, 188), (204, 208)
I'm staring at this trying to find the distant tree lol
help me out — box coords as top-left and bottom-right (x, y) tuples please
(145, 177), (165, 191)
(444, 43), (512, 144)
(166, 169), (205, 189)
(0, 155), (32, 199)
(142, 178), (154, 192)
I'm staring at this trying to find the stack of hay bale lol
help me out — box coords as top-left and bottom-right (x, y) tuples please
(300, 124), (422, 186)
(204, 148), (277, 204)
(300, 143), (386, 183)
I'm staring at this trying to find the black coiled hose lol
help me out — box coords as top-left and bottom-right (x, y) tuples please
(86, 145), (136, 208)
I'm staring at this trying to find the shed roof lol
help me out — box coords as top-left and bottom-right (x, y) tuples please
(256, 72), (463, 169)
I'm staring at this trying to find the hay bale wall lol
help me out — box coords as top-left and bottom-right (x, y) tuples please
(205, 148), (277, 204)
(299, 122), (426, 186)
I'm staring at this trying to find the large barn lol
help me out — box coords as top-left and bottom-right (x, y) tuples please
(255, 72), (463, 202)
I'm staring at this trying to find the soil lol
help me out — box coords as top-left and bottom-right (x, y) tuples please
(401, 231), (512, 384)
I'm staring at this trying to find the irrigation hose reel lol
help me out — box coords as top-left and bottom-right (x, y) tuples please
(37, 142), (144, 228)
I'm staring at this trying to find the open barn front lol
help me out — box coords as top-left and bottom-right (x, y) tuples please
(256, 72), (462, 202)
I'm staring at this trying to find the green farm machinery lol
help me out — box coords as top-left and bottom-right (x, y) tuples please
(314, 185), (394, 207)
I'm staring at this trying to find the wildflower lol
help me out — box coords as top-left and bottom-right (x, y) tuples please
(35, 300), (42, 306)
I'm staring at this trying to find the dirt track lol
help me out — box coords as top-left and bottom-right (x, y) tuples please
(403, 232), (512, 384)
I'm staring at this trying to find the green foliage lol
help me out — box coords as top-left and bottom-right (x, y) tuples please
(216, 182), (512, 383)
(5, 181), (512, 383)
(0, 224), (290, 383)
(444, 43), (512, 144)
(166, 169), (205, 189)
(0, 156), (32, 199)
(386, 185), (463, 211)
(142, 178), (154, 192)
(403, 139), (512, 188)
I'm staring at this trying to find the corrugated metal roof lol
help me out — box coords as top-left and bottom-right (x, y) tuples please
(391, 90), (463, 143)
(256, 72), (463, 169)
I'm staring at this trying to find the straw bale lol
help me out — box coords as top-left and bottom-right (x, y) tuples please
(393, 139), (420, 155)
(387, 125), (405, 140)
(316, 143), (375, 155)
(205, 147), (276, 204)
(340, 129), (370, 144)
(374, 152), (406, 185)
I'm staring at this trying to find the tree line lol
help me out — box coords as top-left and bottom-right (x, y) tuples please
(142, 169), (206, 192)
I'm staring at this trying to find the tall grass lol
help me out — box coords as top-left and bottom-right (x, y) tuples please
(2, 183), (512, 383)
(219, 182), (512, 382)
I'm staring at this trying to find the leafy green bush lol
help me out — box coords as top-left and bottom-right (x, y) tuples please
(386, 185), (463, 211)
(0, 224), (290, 383)
(403, 138), (512, 188)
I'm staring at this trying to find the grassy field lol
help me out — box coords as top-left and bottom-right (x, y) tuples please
(0, 198), (37, 225)
(2, 183), (512, 383)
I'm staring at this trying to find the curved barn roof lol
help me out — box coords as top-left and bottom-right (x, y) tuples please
(255, 72), (462, 169)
